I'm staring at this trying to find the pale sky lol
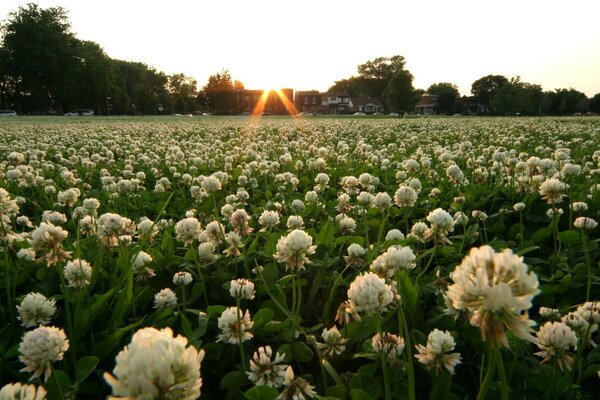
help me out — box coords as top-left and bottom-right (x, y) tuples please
(2, 0), (600, 96)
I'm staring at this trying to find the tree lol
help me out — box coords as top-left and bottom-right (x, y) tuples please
(328, 77), (365, 97)
(356, 55), (407, 100)
(0, 3), (80, 113)
(382, 70), (415, 115)
(491, 77), (543, 115)
(471, 75), (509, 114)
(200, 69), (238, 114)
(168, 73), (199, 114)
(590, 93), (600, 114)
(427, 82), (460, 114)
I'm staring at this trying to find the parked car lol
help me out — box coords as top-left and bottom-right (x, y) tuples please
(0, 110), (18, 117)
(353, 112), (366, 116)
(64, 109), (94, 116)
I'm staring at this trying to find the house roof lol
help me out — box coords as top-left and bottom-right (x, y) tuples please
(322, 92), (350, 97)
(351, 97), (383, 106)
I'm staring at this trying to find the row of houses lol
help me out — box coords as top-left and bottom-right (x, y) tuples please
(234, 89), (385, 115)
(233, 89), (483, 115)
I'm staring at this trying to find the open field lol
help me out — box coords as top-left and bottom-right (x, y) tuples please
(1, 116), (600, 399)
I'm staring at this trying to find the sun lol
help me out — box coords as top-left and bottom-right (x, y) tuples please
(250, 88), (298, 116)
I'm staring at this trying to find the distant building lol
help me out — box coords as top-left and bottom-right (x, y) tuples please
(350, 98), (384, 114)
(415, 93), (438, 115)
(295, 90), (321, 114)
(235, 88), (294, 115)
(320, 92), (351, 114)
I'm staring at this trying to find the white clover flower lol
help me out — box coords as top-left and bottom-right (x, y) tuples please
(426, 208), (456, 244)
(246, 346), (288, 388)
(394, 186), (418, 207)
(570, 201), (588, 213)
(286, 215), (304, 230)
(0, 188), (20, 215)
(200, 175), (222, 193)
(28, 222), (71, 266)
(513, 202), (526, 212)
(63, 259), (92, 289)
(229, 278), (256, 300)
(41, 210), (67, 225)
(409, 221), (428, 242)
(539, 307), (561, 320)
(17, 293), (56, 328)
(447, 245), (539, 348)
(17, 248), (36, 261)
(385, 229), (405, 241)
(357, 191), (375, 207)
(347, 272), (394, 315)
(197, 242), (218, 262)
(574, 217), (598, 230)
(535, 321), (577, 371)
(374, 192), (392, 211)
(19, 326), (69, 381)
(338, 216), (356, 233)
(173, 271), (193, 287)
(104, 327), (204, 399)
(137, 218), (159, 241)
(259, 210), (280, 231)
(316, 326), (348, 358)
(230, 209), (253, 236)
(57, 188), (80, 207)
(16, 215), (34, 228)
(304, 191), (318, 204)
(539, 178), (566, 205)
(0, 382), (47, 400)
(277, 366), (317, 400)
(154, 288), (177, 310)
(414, 329), (462, 375)
(274, 229), (317, 271)
(370, 245), (416, 277)
(446, 164), (464, 183)
(97, 213), (136, 248)
(372, 332), (405, 361)
(175, 217), (202, 247)
(216, 307), (254, 344)
(546, 208), (564, 218)
(82, 197), (101, 215)
(291, 199), (305, 211)
(205, 221), (225, 245)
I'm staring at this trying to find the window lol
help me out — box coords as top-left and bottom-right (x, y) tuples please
(312, 97), (317, 104)
(304, 98), (308, 104)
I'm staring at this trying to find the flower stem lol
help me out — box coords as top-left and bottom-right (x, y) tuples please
(191, 248), (209, 307)
(400, 306), (416, 400)
(582, 232), (592, 302)
(235, 297), (247, 372)
(495, 346), (509, 400)
(477, 344), (497, 400)
(50, 365), (65, 399)
(374, 316), (392, 400)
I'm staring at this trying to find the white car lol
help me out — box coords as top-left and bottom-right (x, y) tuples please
(64, 109), (94, 116)
(0, 110), (17, 117)
(353, 112), (366, 116)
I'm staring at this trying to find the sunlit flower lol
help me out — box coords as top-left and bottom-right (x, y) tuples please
(247, 346), (288, 388)
(316, 326), (348, 358)
(385, 229), (404, 241)
(426, 208), (456, 244)
(104, 327), (204, 399)
(19, 326), (69, 381)
(63, 259), (92, 289)
(372, 332), (405, 361)
(534, 321), (577, 371)
(173, 271), (193, 287)
(274, 229), (317, 271)
(230, 209), (253, 236)
(154, 288), (177, 310)
(16, 293), (56, 328)
(175, 217), (201, 246)
(539, 178), (566, 205)
(28, 222), (71, 266)
(415, 329), (461, 375)
(347, 272), (394, 315)
(0, 382), (47, 400)
(229, 278), (256, 300)
(446, 245), (539, 348)
(259, 210), (280, 231)
(277, 366), (317, 400)
(574, 217), (598, 230)
(216, 307), (253, 344)
(394, 185), (418, 207)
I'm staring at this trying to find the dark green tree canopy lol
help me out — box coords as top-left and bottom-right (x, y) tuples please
(427, 82), (460, 114)
(383, 70), (415, 114)
(471, 75), (509, 112)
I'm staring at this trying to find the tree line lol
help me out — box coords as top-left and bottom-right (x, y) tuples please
(1, 4), (599, 116)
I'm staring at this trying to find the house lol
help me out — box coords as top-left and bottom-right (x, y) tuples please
(349, 98), (384, 114)
(320, 92), (351, 114)
(235, 88), (294, 115)
(295, 90), (321, 114)
(415, 93), (438, 115)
